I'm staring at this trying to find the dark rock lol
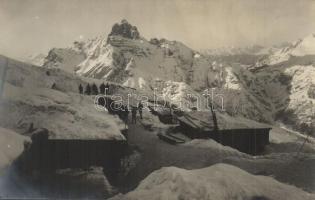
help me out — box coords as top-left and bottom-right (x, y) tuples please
(109, 19), (140, 40)
(149, 38), (160, 45)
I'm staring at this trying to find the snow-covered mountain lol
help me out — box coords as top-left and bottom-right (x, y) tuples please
(202, 45), (272, 56)
(41, 20), (315, 135)
(255, 33), (315, 67)
(200, 45), (280, 66)
(42, 20), (221, 91)
(249, 34), (315, 134)
(42, 20), (265, 114)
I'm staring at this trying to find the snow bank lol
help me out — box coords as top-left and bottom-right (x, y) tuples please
(0, 83), (125, 140)
(0, 127), (29, 173)
(182, 139), (248, 157)
(111, 163), (314, 200)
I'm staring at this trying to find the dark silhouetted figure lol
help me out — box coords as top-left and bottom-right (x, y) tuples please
(51, 83), (57, 90)
(79, 84), (83, 94)
(138, 101), (143, 119)
(131, 106), (137, 124)
(99, 82), (106, 94)
(85, 83), (91, 95)
(123, 105), (129, 127)
(92, 83), (99, 95)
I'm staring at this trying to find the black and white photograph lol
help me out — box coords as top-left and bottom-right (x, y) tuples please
(0, 0), (315, 199)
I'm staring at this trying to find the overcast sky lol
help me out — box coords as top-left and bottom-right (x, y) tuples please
(1, 0), (315, 60)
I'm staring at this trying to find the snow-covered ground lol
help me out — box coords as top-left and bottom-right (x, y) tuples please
(111, 163), (314, 200)
(182, 139), (248, 157)
(0, 55), (125, 140)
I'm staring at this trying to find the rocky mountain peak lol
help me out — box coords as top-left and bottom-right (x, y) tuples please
(108, 19), (140, 40)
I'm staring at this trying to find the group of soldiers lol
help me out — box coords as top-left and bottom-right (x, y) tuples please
(118, 101), (143, 125)
(78, 82), (111, 95)
(79, 82), (144, 125)
(130, 101), (143, 124)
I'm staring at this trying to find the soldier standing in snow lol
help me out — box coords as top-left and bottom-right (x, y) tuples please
(123, 105), (129, 127)
(131, 106), (137, 124)
(138, 101), (143, 119)
(99, 82), (106, 94)
(85, 83), (91, 95)
(79, 84), (83, 94)
(91, 83), (99, 95)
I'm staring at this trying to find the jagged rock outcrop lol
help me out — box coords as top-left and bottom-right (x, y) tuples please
(109, 19), (140, 40)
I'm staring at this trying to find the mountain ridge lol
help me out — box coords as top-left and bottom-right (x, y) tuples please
(38, 20), (315, 135)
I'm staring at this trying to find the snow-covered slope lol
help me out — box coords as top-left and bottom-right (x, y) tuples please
(0, 55), (125, 140)
(111, 163), (314, 200)
(24, 53), (47, 66)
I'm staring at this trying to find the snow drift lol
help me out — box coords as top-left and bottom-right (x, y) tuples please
(0, 127), (29, 173)
(111, 163), (314, 200)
